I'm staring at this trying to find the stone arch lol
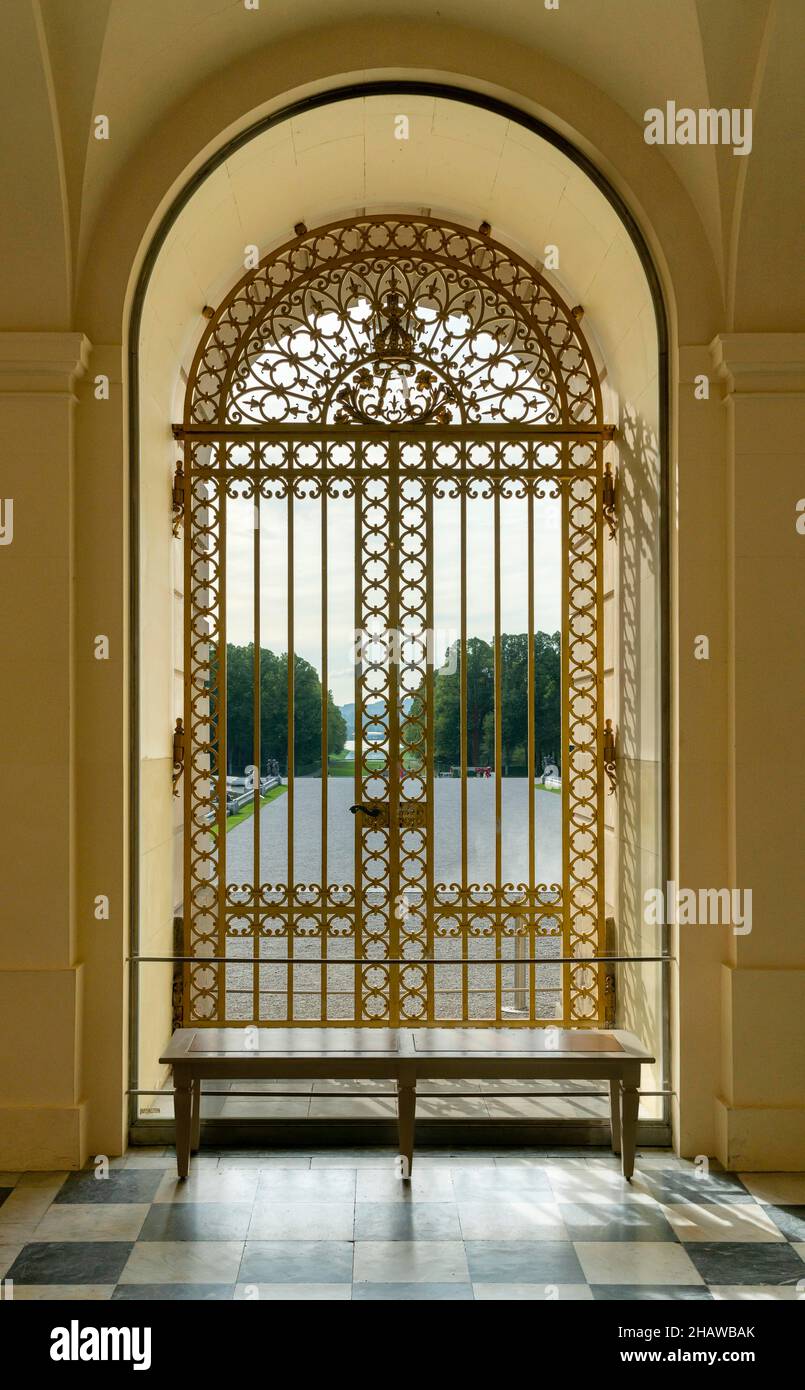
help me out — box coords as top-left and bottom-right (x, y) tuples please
(119, 82), (675, 1145)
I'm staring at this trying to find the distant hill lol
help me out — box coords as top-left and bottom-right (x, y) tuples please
(340, 698), (414, 738)
(339, 700), (384, 738)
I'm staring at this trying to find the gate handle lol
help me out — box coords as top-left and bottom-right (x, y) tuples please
(349, 803), (382, 817)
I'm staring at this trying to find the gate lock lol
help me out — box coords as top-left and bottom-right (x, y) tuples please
(349, 802), (426, 830)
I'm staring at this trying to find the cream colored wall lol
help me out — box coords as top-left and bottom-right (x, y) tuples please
(1, 3), (803, 1168)
(0, 333), (88, 1167)
(136, 331), (184, 1101)
(601, 339), (665, 1120)
(712, 334), (805, 1167)
(74, 342), (129, 1159)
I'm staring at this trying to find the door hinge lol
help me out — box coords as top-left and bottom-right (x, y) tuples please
(172, 459), (185, 537)
(604, 970), (617, 1027)
(172, 717), (185, 796)
(172, 916), (184, 1030)
(602, 460), (617, 538)
(604, 915), (617, 1026)
(603, 718), (617, 794)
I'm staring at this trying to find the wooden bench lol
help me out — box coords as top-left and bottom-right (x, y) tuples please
(160, 1027), (653, 1180)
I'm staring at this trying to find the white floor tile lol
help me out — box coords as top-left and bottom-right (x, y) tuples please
(30, 1204), (150, 1242)
(153, 1170), (259, 1203)
(7, 1285), (115, 1300)
(738, 1173), (805, 1205)
(416, 1098), (490, 1119)
(457, 1200), (567, 1240)
(494, 1155), (550, 1167)
(217, 1156), (312, 1170)
(474, 1283), (593, 1300)
(307, 1098), (397, 1119)
(233, 1080), (314, 1093)
(311, 1080), (390, 1093)
(0, 1185), (63, 1237)
(634, 1153), (684, 1171)
(219, 1098), (310, 1119)
(575, 1240), (704, 1286)
(414, 1156), (496, 1168)
(353, 1240), (470, 1283)
(247, 1201), (354, 1240)
(417, 1080), (482, 1094)
(546, 1161), (643, 1202)
(15, 1172), (69, 1190)
(356, 1169), (455, 1202)
(664, 1201), (785, 1243)
(123, 1156), (177, 1169)
(310, 1154), (391, 1168)
(711, 1285), (804, 1300)
(0, 1244), (23, 1278)
(256, 1169), (355, 1199)
(486, 1098), (607, 1120)
(119, 1241), (244, 1284)
(235, 1283), (351, 1300)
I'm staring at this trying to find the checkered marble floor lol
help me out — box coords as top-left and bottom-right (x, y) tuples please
(1, 1150), (804, 1301)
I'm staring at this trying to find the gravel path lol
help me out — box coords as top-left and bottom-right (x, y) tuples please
(226, 778), (561, 886)
(223, 780), (563, 1021)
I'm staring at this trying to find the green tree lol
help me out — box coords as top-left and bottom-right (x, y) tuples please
(225, 644), (346, 776)
(404, 636), (494, 771)
(533, 630), (561, 772)
(407, 631), (561, 775)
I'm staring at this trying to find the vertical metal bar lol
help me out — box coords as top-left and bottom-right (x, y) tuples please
(595, 441), (606, 1022)
(182, 443), (192, 1028)
(286, 488), (295, 1022)
(527, 486), (536, 1021)
(425, 474), (435, 1022)
(513, 917), (527, 1012)
(218, 471), (228, 1023)
(493, 489), (503, 1022)
(459, 491), (468, 1023)
(320, 486), (328, 1022)
(252, 474), (261, 1025)
(388, 439), (401, 1026)
(354, 445), (363, 1023)
(561, 454), (571, 1025)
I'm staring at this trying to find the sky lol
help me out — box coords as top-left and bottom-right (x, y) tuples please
(224, 487), (562, 705)
(221, 312), (563, 705)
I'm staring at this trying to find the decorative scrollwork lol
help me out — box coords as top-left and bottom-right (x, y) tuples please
(334, 366), (456, 427)
(186, 216), (602, 431)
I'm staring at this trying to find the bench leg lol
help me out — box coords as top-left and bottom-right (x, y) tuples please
(397, 1078), (416, 1179)
(190, 1079), (202, 1154)
(620, 1082), (639, 1181)
(609, 1078), (622, 1155)
(174, 1073), (193, 1179)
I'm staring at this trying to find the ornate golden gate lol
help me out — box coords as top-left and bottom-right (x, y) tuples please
(176, 216), (613, 1028)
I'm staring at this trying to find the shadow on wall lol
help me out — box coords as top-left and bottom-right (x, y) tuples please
(615, 400), (663, 1100)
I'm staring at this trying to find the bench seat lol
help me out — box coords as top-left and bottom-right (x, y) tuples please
(160, 1027), (654, 1179)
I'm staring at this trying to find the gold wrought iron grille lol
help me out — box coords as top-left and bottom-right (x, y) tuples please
(176, 215), (613, 1027)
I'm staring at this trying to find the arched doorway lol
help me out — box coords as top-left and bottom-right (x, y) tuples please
(175, 214), (613, 1032)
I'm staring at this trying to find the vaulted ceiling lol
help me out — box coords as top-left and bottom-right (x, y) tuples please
(2, 0), (802, 332)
